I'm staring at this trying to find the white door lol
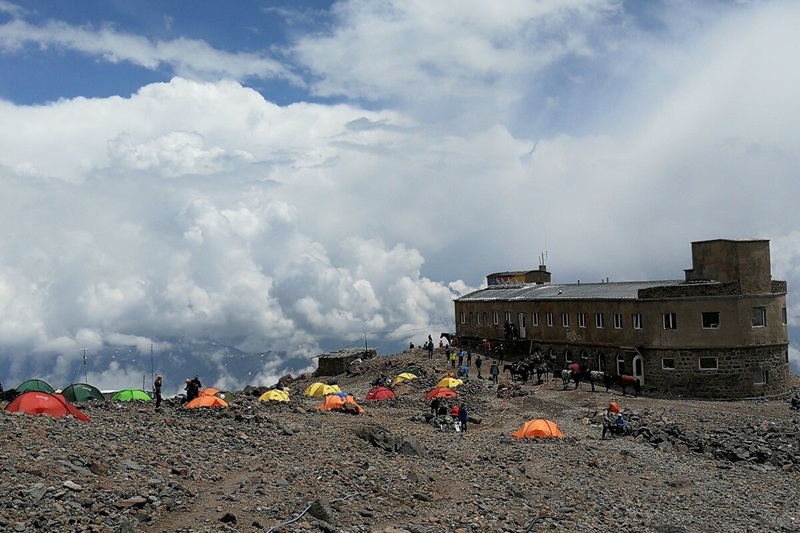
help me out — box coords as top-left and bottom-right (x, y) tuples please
(632, 355), (645, 386)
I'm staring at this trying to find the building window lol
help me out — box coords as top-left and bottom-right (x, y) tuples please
(532, 312), (539, 327)
(782, 307), (787, 325)
(613, 313), (623, 329)
(699, 357), (718, 370)
(518, 312), (526, 329)
(596, 353), (605, 372)
(464, 312), (469, 324)
(751, 307), (766, 328)
(476, 312), (481, 325)
(701, 312), (720, 329)
(564, 350), (572, 365)
(662, 358), (675, 370)
(753, 368), (768, 385)
(505, 312), (512, 324)
(663, 313), (677, 330)
(482, 312), (487, 325)
(493, 312), (499, 325)
(561, 312), (570, 327)
(578, 312), (586, 328)
(632, 313), (642, 330)
(616, 354), (625, 376)
(595, 313), (605, 329)
(546, 312), (554, 327)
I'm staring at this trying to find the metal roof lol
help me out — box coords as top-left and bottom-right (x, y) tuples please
(457, 280), (695, 302)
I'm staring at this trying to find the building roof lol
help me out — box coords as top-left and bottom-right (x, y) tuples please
(457, 280), (696, 302)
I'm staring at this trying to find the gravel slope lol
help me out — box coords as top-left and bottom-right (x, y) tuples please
(1, 349), (799, 533)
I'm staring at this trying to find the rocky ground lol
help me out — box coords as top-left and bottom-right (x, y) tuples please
(2, 347), (800, 533)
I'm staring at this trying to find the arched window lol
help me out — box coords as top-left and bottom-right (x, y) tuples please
(564, 349), (572, 365)
(616, 353), (626, 376)
(596, 352), (606, 372)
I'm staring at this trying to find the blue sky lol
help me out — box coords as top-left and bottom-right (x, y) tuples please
(1, 0), (799, 389)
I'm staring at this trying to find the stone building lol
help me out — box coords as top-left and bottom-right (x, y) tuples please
(454, 239), (790, 399)
(314, 348), (377, 377)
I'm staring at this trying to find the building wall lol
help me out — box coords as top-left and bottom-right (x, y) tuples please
(454, 239), (791, 400)
(641, 344), (789, 399)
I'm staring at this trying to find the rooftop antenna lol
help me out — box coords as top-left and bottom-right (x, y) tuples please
(82, 348), (88, 383)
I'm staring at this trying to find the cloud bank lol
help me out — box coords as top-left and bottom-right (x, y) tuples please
(0, 0), (799, 389)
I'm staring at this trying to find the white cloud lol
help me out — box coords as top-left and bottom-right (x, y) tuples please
(1, 0), (799, 389)
(0, 18), (299, 84)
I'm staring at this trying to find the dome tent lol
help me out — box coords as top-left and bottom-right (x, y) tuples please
(5, 391), (91, 422)
(16, 379), (55, 394)
(110, 389), (152, 402)
(60, 383), (105, 403)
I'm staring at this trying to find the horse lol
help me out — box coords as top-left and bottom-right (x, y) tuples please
(615, 375), (641, 397)
(504, 362), (530, 384)
(560, 369), (579, 390)
(534, 362), (549, 384)
(440, 332), (457, 347)
(578, 370), (608, 392)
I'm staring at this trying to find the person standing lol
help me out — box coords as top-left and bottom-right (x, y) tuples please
(475, 355), (482, 379)
(457, 404), (469, 433)
(427, 340), (434, 360)
(490, 360), (499, 384)
(430, 397), (441, 415)
(153, 375), (163, 409)
(449, 350), (457, 369)
(466, 350), (472, 367)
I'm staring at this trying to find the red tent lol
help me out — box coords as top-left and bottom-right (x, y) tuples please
(5, 391), (91, 422)
(364, 386), (396, 401)
(425, 387), (458, 400)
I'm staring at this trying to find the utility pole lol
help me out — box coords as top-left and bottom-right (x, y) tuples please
(364, 332), (368, 355)
(150, 343), (154, 388)
(82, 348), (88, 383)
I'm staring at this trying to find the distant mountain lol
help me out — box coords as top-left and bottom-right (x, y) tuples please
(0, 336), (406, 395)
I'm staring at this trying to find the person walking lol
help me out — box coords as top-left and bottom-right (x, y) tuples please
(449, 350), (457, 369)
(475, 355), (482, 379)
(457, 349), (465, 367)
(466, 350), (472, 367)
(153, 375), (163, 409)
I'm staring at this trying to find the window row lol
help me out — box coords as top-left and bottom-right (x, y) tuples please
(459, 306), (785, 330)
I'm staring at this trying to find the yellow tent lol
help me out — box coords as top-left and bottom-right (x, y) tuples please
(304, 382), (342, 397)
(391, 372), (417, 386)
(512, 419), (564, 439)
(436, 377), (463, 389)
(259, 389), (290, 403)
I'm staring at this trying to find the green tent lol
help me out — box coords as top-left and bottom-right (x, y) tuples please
(16, 379), (55, 394)
(110, 389), (152, 402)
(60, 383), (105, 403)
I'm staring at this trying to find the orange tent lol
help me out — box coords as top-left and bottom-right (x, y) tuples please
(5, 391), (91, 422)
(199, 387), (221, 397)
(316, 394), (365, 414)
(185, 395), (229, 409)
(364, 387), (396, 401)
(425, 387), (458, 400)
(512, 419), (564, 439)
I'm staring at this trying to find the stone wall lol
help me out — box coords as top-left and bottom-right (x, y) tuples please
(641, 345), (789, 399)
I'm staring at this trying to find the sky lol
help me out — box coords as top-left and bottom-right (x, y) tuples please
(1, 0), (799, 390)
